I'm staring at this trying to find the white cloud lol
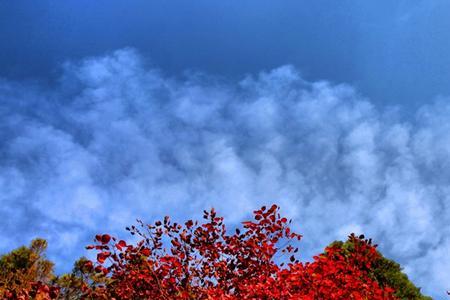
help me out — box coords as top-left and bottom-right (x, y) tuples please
(0, 48), (448, 297)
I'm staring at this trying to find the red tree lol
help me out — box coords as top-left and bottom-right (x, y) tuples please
(82, 205), (396, 299)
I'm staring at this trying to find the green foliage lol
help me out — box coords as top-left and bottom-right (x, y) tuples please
(56, 257), (109, 299)
(330, 239), (432, 300)
(0, 238), (53, 276)
(56, 258), (90, 300)
(0, 238), (54, 297)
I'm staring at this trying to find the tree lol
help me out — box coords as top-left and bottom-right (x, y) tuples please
(2, 205), (437, 299)
(55, 257), (108, 300)
(84, 205), (397, 299)
(0, 238), (58, 299)
(329, 239), (432, 299)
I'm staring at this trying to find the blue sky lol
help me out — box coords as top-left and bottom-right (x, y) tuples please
(1, 1), (450, 298)
(2, 0), (450, 108)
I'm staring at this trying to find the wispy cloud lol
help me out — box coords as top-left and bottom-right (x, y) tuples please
(0, 49), (448, 297)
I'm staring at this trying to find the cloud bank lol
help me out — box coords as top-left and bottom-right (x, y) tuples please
(1, 49), (449, 297)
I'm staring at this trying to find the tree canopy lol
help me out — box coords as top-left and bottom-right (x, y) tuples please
(0, 205), (433, 299)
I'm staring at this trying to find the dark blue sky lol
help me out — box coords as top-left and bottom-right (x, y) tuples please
(2, 0), (450, 108)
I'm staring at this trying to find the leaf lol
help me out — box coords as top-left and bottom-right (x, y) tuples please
(97, 251), (110, 264)
(140, 248), (151, 257)
(115, 240), (127, 250)
(101, 234), (111, 244)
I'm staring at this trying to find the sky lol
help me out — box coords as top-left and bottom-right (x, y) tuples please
(1, 1), (450, 298)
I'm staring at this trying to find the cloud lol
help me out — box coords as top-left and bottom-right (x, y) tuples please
(0, 48), (449, 297)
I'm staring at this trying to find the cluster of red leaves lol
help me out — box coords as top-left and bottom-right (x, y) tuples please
(273, 235), (395, 299)
(82, 205), (396, 299)
(7, 281), (60, 300)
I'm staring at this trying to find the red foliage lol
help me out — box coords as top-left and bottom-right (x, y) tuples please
(82, 205), (397, 299)
(7, 281), (60, 300)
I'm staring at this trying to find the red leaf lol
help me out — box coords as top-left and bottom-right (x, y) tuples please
(101, 234), (111, 244)
(97, 251), (110, 264)
(185, 220), (194, 229)
(140, 248), (151, 257)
